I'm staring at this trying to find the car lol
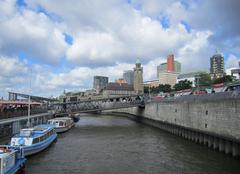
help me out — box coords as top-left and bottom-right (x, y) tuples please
(223, 84), (240, 92)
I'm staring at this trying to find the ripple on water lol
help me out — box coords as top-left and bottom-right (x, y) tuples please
(26, 115), (240, 174)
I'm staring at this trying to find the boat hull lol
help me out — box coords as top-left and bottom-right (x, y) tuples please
(6, 159), (25, 174)
(23, 134), (57, 156)
(55, 123), (74, 133)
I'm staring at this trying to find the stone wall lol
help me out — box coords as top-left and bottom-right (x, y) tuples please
(111, 92), (240, 156)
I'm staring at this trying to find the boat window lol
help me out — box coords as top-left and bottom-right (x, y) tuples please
(40, 135), (44, 141)
(59, 121), (64, 126)
(32, 138), (39, 144)
(20, 130), (32, 137)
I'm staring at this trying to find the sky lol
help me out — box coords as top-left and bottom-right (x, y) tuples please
(0, 0), (240, 98)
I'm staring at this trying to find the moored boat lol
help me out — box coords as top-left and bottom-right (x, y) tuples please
(0, 145), (26, 174)
(10, 124), (57, 156)
(47, 117), (74, 133)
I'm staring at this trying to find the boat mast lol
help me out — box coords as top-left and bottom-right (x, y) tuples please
(27, 68), (32, 128)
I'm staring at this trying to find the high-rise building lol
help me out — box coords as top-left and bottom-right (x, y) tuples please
(157, 54), (181, 86)
(93, 76), (109, 93)
(159, 72), (178, 87)
(123, 70), (134, 85)
(157, 55), (181, 78)
(167, 54), (174, 72)
(133, 59), (143, 94)
(210, 53), (225, 79)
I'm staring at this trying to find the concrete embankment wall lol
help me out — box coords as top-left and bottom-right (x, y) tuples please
(110, 92), (240, 157)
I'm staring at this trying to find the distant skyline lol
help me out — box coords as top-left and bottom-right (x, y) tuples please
(0, 0), (240, 98)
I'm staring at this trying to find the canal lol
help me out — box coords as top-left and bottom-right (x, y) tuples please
(26, 114), (240, 174)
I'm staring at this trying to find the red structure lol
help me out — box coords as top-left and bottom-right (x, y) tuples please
(167, 54), (175, 72)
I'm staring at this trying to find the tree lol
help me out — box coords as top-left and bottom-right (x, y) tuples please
(144, 86), (150, 94)
(153, 84), (172, 93)
(173, 80), (192, 91)
(212, 75), (233, 84)
(198, 73), (212, 86)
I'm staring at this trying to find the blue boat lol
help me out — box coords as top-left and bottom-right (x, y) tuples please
(10, 124), (57, 156)
(0, 145), (26, 174)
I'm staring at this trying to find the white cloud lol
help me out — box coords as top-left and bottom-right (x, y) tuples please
(0, 1), (68, 64)
(177, 31), (213, 72)
(25, 0), (212, 68)
(226, 55), (240, 69)
(0, 0), (239, 98)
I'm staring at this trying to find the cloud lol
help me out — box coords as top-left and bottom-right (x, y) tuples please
(0, 1), (68, 64)
(25, 0), (212, 68)
(0, 0), (239, 98)
(226, 55), (240, 69)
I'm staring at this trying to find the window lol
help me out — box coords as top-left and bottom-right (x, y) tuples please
(59, 122), (64, 126)
(32, 138), (39, 144)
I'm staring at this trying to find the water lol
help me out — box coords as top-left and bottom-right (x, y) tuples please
(26, 114), (240, 174)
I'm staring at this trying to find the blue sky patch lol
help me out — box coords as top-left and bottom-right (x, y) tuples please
(64, 33), (74, 45)
(181, 21), (191, 33)
(160, 16), (170, 29)
(36, 5), (62, 22)
(16, 0), (27, 7)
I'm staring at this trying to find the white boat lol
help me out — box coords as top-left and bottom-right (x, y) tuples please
(47, 117), (74, 133)
(0, 145), (26, 174)
(10, 124), (57, 156)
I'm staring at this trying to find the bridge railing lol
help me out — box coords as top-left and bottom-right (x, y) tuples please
(53, 95), (144, 113)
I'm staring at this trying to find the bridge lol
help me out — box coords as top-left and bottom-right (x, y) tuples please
(53, 95), (145, 114)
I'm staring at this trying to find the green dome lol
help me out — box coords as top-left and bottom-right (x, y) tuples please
(136, 58), (141, 64)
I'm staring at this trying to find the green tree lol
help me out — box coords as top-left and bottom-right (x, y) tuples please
(173, 80), (192, 91)
(212, 75), (233, 84)
(197, 73), (212, 86)
(144, 86), (150, 94)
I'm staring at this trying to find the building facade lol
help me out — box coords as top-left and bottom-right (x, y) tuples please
(158, 54), (181, 86)
(102, 82), (135, 97)
(93, 76), (109, 93)
(123, 70), (134, 85)
(159, 72), (178, 86)
(157, 54), (181, 78)
(115, 78), (127, 84)
(177, 71), (207, 87)
(210, 53), (225, 79)
(133, 59), (144, 94)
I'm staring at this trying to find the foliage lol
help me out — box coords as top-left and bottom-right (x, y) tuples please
(212, 75), (233, 84)
(150, 84), (172, 94)
(173, 80), (192, 91)
(198, 73), (212, 86)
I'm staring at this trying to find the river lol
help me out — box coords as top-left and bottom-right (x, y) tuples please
(26, 114), (240, 174)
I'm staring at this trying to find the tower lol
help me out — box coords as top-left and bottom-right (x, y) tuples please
(210, 52), (225, 79)
(133, 59), (143, 94)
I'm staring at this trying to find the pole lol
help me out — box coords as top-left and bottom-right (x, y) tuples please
(27, 68), (32, 128)
(27, 94), (30, 128)
(148, 85), (150, 96)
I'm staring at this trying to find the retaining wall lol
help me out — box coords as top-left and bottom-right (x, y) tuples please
(110, 92), (240, 157)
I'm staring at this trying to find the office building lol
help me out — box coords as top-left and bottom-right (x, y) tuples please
(157, 54), (181, 78)
(102, 83), (135, 97)
(231, 61), (240, 80)
(158, 54), (181, 86)
(159, 72), (178, 86)
(177, 71), (207, 87)
(93, 76), (109, 93)
(123, 70), (134, 85)
(210, 53), (225, 79)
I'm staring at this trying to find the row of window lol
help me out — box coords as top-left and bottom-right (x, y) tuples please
(32, 129), (55, 144)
